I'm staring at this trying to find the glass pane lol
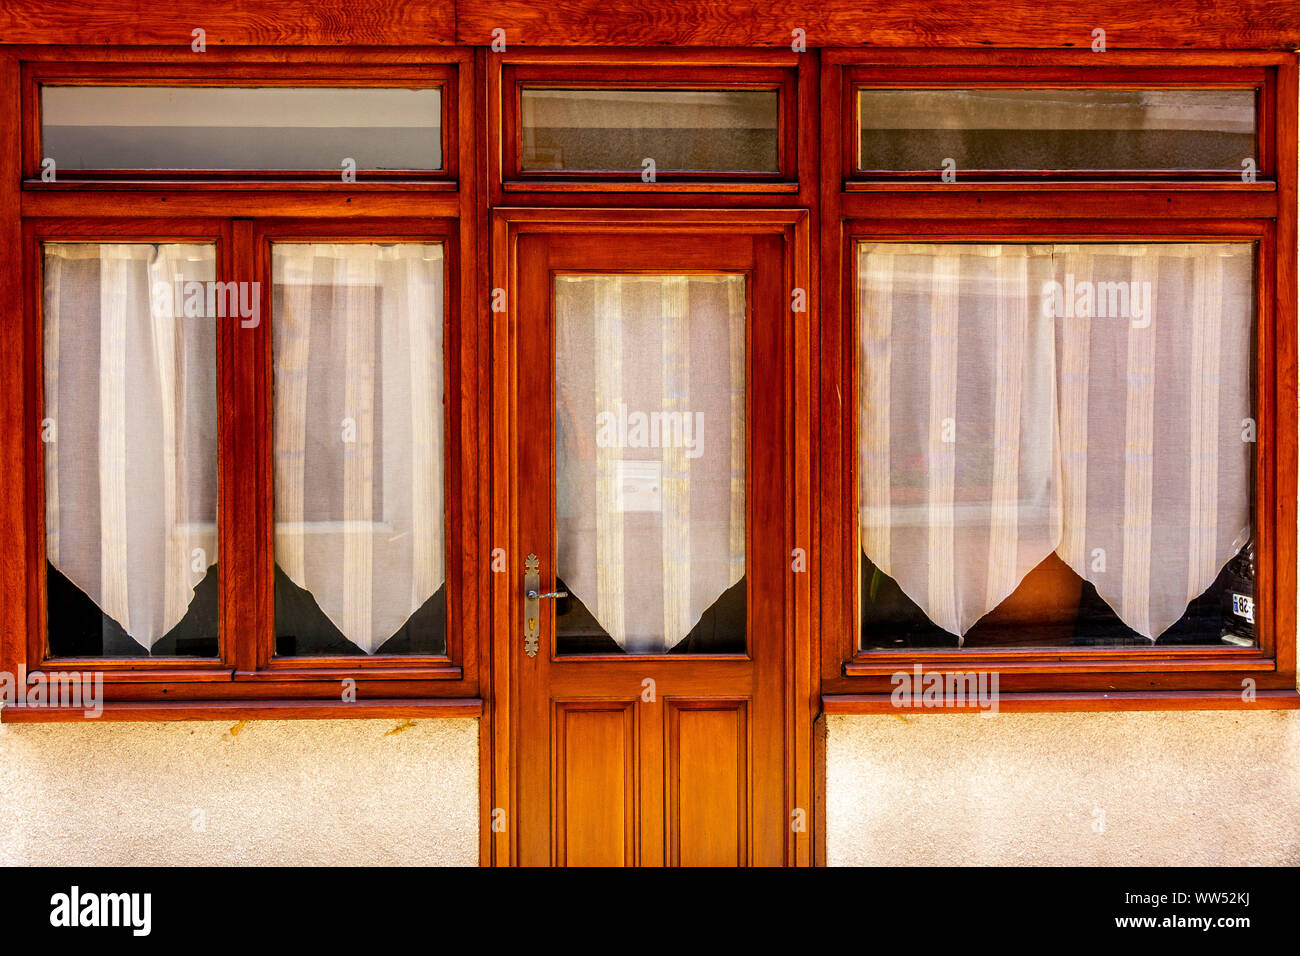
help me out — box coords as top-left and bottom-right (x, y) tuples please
(42, 86), (442, 171)
(520, 89), (778, 173)
(857, 242), (1256, 650)
(555, 274), (746, 655)
(272, 243), (447, 656)
(43, 242), (219, 657)
(857, 89), (1256, 172)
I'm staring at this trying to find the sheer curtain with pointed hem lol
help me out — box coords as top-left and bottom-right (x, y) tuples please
(42, 242), (219, 654)
(271, 242), (446, 655)
(555, 273), (747, 654)
(857, 242), (1254, 645)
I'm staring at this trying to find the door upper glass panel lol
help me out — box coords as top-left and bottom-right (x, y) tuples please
(554, 273), (747, 655)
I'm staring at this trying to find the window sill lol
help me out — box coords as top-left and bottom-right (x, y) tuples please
(0, 697), (483, 723)
(502, 179), (799, 193)
(821, 689), (1300, 715)
(23, 178), (457, 191)
(843, 179), (1278, 191)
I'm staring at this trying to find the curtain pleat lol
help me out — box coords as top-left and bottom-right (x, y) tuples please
(593, 275), (628, 645)
(97, 246), (133, 635)
(1118, 252), (1159, 634)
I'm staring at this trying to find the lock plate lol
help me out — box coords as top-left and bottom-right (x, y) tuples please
(524, 553), (540, 657)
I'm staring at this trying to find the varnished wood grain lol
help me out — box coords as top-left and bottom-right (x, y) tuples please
(667, 701), (747, 866)
(0, 1), (455, 46)
(0, 54), (25, 682)
(486, 47), (816, 209)
(501, 213), (804, 866)
(3, 0), (1297, 49)
(1272, 55), (1298, 686)
(822, 690), (1300, 714)
(554, 701), (638, 866)
(0, 697), (484, 722)
(457, 1), (1300, 49)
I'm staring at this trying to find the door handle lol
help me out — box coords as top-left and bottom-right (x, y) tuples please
(523, 553), (565, 658)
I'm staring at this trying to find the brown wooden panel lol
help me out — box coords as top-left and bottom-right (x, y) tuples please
(0, 1), (455, 46)
(0, 697), (484, 722)
(457, 1), (1300, 49)
(0, 54), (24, 682)
(500, 213), (801, 865)
(553, 700), (637, 866)
(667, 700), (748, 866)
(822, 690), (1300, 714)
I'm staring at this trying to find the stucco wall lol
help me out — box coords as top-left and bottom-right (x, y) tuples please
(825, 710), (1300, 865)
(0, 717), (478, 865)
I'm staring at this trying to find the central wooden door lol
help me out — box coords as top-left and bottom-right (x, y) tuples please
(502, 222), (793, 866)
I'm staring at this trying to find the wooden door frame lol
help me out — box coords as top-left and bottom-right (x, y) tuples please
(485, 206), (816, 865)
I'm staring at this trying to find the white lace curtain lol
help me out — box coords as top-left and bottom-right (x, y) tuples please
(858, 242), (1254, 642)
(272, 243), (446, 654)
(43, 243), (219, 651)
(555, 274), (746, 653)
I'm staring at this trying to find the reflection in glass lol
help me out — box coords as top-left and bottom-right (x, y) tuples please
(856, 241), (1256, 649)
(857, 89), (1256, 172)
(43, 86), (442, 171)
(521, 89), (779, 173)
(555, 274), (747, 655)
(43, 243), (219, 657)
(272, 243), (446, 656)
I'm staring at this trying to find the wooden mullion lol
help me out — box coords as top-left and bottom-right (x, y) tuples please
(1271, 54), (1298, 686)
(228, 217), (266, 674)
(0, 52), (27, 682)
(492, 51), (805, 199)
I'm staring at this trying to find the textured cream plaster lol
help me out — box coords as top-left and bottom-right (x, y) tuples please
(0, 717), (478, 866)
(825, 710), (1300, 865)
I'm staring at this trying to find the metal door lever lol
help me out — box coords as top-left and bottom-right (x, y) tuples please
(523, 554), (565, 658)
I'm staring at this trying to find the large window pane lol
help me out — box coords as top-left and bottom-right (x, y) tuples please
(555, 274), (747, 654)
(42, 86), (442, 171)
(857, 89), (1256, 172)
(857, 242), (1256, 649)
(272, 242), (446, 656)
(521, 89), (778, 173)
(43, 242), (219, 657)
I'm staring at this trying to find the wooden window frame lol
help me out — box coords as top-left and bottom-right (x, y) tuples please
(504, 64), (793, 183)
(0, 47), (485, 721)
(23, 59), (458, 187)
(817, 49), (1300, 712)
(486, 47), (818, 208)
(845, 64), (1274, 185)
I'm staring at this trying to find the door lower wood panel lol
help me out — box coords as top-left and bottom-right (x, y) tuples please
(667, 699), (749, 866)
(553, 699), (639, 867)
